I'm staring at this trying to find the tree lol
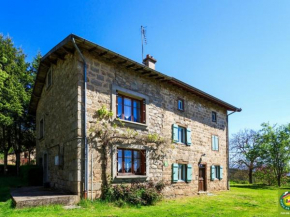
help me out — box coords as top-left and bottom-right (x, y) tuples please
(259, 123), (290, 187)
(0, 34), (27, 174)
(0, 34), (40, 175)
(230, 129), (262, 184)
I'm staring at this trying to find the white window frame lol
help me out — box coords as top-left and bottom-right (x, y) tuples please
(215, 165), (220, 179)
(212, 135), (219, 151)
(111, 84), (149, 127)
(178, 164), (186, 181)
(177, 126), (186, 144)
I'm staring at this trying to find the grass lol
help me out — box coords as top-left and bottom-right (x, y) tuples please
(0, 176), (282, 217)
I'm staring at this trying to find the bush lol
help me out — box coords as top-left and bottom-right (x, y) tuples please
(103, 181), (165, 206)
(20, 165), (43, 186)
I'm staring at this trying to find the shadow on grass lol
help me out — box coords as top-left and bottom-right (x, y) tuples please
(231, 184), (290, 190)
(0, 175), (27, 202)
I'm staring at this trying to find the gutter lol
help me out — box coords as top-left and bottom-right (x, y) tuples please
(72, 37), (89, 199)
(226, 109), (241, 190)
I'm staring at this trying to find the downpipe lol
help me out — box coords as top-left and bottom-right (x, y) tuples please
(72, 37), (88, 199)
(226, 109), (240, 190)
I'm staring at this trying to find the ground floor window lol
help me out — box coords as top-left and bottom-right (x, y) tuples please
(117, 148), (146, 175)
(172, 163), (192, 182)
(211, 165), (223, 180)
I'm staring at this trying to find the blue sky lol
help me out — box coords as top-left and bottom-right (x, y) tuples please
(1, 0), (289, 136)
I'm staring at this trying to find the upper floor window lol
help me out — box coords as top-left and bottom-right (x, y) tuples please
(39, 118), (44, 139)
(212, 135), (219, 151)
(117, 148), (146, 175)
(178, 126), (186, 144)
(117, 94), (145, 124)
(172, 124), (192, 145)
(46, 68), (52, 89)
(212, 111), (217, 122)
(178, 99), (184, 111)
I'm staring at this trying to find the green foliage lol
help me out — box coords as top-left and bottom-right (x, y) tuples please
(96, 105), (113, 119)
(253, 165), (287, 186)
(103, 181), (165, 206)
(258, 123), (290, 186)
(0, 34), (28, 126)
(0, 35), (40, 174)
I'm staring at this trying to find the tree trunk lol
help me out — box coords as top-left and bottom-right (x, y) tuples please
(28, 150), (31, 164)
(249, 168), (253, 184)
(278, 175), (281, 187)
(3, 149), (8, 175)
(16, 152), (21, 176)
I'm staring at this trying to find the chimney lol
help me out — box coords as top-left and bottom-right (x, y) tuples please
(143, 54), (157, 70)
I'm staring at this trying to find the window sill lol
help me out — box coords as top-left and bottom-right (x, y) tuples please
(116, 175), (147, 179)
(114, 119), (148, 130)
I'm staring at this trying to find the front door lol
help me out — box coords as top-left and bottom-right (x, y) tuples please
(198, 164), (206, 191)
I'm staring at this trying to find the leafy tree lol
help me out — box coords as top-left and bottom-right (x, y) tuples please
(230, 129), (262, 183)
(259, 123), (290, 187)
(254, 165), (287, 186)
(0, 34), (40, 174)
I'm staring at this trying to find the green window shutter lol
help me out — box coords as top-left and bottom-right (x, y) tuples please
(212, 135), (215, 150)
(211, 165), (215, 181)
(172, 124), (178, 143)
(186, 164), (192, 182)
(219, 166), (223, 179)
(215, 136), (219, 150)
(186, 128), (192, 146)
(172, 163), (178, 182)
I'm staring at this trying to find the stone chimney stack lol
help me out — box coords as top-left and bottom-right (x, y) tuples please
(143, 54), (157, 70)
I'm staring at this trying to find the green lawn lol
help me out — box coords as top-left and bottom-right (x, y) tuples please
(0, 176), (281, 217)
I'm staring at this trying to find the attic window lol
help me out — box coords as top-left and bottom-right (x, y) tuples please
(46, 68), (52, 89)
(212, 111), (217, 122)
(178, 99), (184, 111)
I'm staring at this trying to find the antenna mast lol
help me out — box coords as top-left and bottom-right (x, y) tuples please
(141, 25), (147, 62)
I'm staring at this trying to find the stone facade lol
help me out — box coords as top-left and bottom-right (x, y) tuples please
(36, 53), (82, 198)
(36, 49), (229, 200)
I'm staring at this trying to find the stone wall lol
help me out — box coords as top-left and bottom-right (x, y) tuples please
(82, 51), (228, 199)
(36, 53), (82, 197)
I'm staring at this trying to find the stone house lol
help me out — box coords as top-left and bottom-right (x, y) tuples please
(29, 34), (241, 200)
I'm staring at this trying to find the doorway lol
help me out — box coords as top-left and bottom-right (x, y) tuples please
(43, 153), (48, 183)
(198, 164), (206, 191)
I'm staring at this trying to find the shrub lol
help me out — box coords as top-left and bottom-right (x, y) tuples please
(102, 181), (164, 206)
(20, 165), (43, 186)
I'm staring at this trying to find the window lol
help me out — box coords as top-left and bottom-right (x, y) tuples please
(212, 135), (219, 151)
(39, 119), (44, 139)
(178, 99), (184, 111)
(172, 163), (192, 182)
(117, 94), (145, 123)
(117, 148), (146, 175)
(172, 124), (192, 145)
(211, 165), (223, 180)
(178, 164), (186, 181)
(46, 68), (52, 89)
(212, 111), (217, 122)
(215, 166), (220, 179)
(178, 126), (186, 144)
